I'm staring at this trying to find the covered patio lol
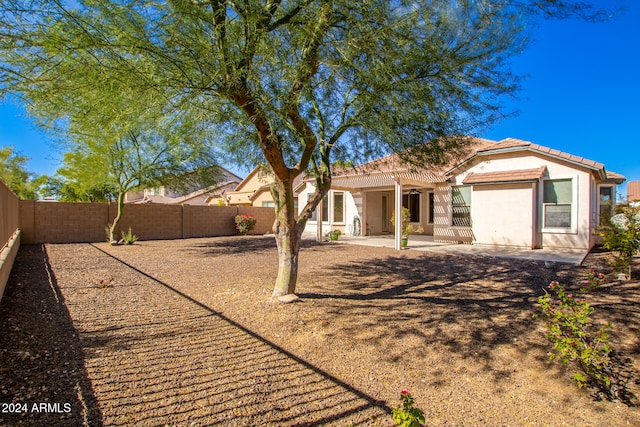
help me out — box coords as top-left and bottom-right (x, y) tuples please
(304, 232), (590, 265)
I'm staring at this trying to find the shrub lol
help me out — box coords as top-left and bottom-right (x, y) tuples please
(234, 214), (257, 235)
(536, 272), (619, 399)
(392, 390), (425, 427)
(599, 204), (640, 279)
(121, 227), (138, 245)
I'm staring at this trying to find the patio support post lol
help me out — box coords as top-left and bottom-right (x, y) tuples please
(316, 197), (323, 242)
(394, 178), (403, 250)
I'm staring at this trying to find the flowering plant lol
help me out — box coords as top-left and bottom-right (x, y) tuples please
(535, 273), (619, 398)
(392, 390), (425, 427)
(390, 207), (424, 237)
(234, 214), (257, 235)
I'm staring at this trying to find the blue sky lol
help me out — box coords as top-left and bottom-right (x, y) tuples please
(1, 2), (639, 197)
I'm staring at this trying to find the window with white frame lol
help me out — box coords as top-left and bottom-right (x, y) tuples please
(543, 179), (573, 229)
(309, 193), (329, 222)
(451, 186), (471, 226)
(599, 186), (614, 226)
(333, 192), (345, 223)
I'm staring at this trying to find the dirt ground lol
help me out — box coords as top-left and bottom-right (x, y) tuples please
(1, 236), (639, 426)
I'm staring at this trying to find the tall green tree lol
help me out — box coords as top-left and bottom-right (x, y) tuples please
(0, 0), (618, 295)
(0, 146), (38, 199)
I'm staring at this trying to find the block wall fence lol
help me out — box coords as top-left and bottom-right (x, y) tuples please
(18, 201), (277, 244)
(1, 181), (21, 302)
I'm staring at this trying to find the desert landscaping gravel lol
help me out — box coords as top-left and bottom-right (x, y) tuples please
(1, 235), (639, 426)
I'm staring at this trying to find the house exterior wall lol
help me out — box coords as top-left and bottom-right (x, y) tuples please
(470, 183), (536, 248)
(445, 151), (599, 249)
(433, 183), (474, 244)
(298, 183), (361, 236)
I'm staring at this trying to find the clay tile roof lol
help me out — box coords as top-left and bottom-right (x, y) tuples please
(463, 166), (547, 185)
(604, 171), (626, 184)
(628, 181), (640, 201)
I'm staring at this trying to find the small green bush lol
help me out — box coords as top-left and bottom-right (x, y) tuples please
(392, 390), (425, 427)
(599, 204), (640, 279)
(536, 271), (619, 399)
(121, 227), (138, 245)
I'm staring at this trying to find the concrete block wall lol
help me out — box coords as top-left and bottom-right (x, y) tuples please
(18, 201), (276, 244)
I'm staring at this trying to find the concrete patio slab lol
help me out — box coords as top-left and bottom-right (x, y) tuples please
(306, 233), (589, 265)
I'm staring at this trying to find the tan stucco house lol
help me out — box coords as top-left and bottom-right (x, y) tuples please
(226, 166), (302, 208)
(125, 168), (242, 206)
(298, 137), (625, 250)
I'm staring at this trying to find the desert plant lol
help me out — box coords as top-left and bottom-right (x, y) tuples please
(234, 214), (257, 236)
(121, 227), (138, 245)
(392, 390), (425, 427)
(536, 275), (619, 399)
(328, 229), (341, 240)
(390, 207), (424, 238)
(599, 204), (640, 279)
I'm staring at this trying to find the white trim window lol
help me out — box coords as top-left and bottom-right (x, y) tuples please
(543, 178), (576, 232)
(309, 193), (329, 222)
(332, 191), (345, 224)
(598, 186), (614, 226)
(451, 186), (471, 227)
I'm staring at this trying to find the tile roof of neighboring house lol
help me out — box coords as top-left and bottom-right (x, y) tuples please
(628, 181), (640, 201)
(463, 166), (547, 185)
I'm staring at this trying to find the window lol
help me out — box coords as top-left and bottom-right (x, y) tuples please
(543, 179), (573, 229)
(262, 201), (275, 208)
(428, 192), (435, 223)
(451, 186), (471, 226)
(599, 186), (613, 226)
(333, 192), (344, 223)
(309, 193), (329, 222)
(402, 192), (420, 222)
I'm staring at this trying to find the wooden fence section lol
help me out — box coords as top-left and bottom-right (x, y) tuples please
(1, 180), (21, 302)
(19, 201), (276, 244)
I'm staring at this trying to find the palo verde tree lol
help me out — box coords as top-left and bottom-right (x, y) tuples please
(0, 146), (38, 199)
(1, 1), (618, 295)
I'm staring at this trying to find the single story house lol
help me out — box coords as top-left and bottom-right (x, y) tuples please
(297, 137), (625, 250)
(125, 168), (242, 206)
(226, 166), (302, 208)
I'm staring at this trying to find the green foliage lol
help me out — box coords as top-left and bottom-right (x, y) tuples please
(0, 146), (39, 199)
(392, 390), (425, 427)
(328, 229), (341, 240)
(599, 205), (640, 279)
(0, 0), (618, 295)
(536, 272), (618, 399)
(390, 207), (424, 237)
(121, 227), (138, 245)
(234, 214), (257, 236)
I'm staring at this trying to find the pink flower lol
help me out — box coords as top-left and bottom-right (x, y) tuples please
(401, 389), (409, 395)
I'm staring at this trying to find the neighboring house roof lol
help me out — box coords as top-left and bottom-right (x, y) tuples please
(130, 180), (240, 205)
(628, 181), (640, 201)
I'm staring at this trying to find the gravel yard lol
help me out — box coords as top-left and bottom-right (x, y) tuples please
(1, 236), (639, 426)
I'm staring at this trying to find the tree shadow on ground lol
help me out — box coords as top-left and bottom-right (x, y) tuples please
(27, 243), (392, 426)
(297, 250), (640, 404)
(0, 245), (103, 426)
(188, 235), (334, 256)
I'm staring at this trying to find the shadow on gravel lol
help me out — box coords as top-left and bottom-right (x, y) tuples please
(189, 234), (345, 257)
(81, 243), (390, 425)
(0, 245), (103, 426)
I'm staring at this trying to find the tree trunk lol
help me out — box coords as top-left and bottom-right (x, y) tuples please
(271, 179), (303, 298)
(109, 191), (125, 245)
